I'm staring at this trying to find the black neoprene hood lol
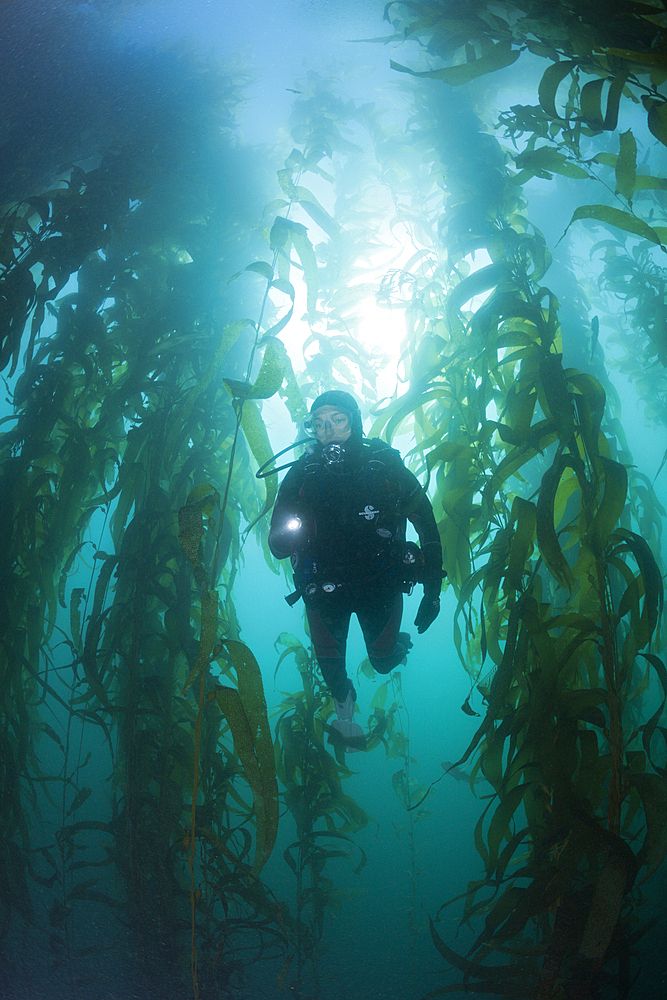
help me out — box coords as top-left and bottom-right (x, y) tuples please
(309, 390), (363, 438)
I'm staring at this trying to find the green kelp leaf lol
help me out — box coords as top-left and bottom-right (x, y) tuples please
(69, 587), (86, 653)
(182, 589), (218, 694)
(482, 525), (512, 609)
(227, 260), (274, 284)
(626, 772), (667, 880)
(561, 204), (664, 246)
(580, 77), (605, 129)
(587, 457), (627, 557)
(390, 40), (519, 87)
(275, 631), (303, 650)
(536, 457), (576, 591)
(610, 530), (664, 645)
(269, 215), (303, 251)
(178, 483), (220, 571)
(58, 541), (93, 608)
(447, 262), (514, 316)
(486, 784), (531, 876)
(505, 497), (536, 595)
(639, 654), (667, 772)
(569, 372), (606, 458)
(616, 130), (637, 202)
(269, 217), (319, 314)
(513, 146), (588, 180)
(643, 97), (667, 148)
(538, 60), (578, 119)
(291, 228), (319, 316)
(539, 352), (574, 443)
(262, 278), (295, 340)
(277, 343), (307, 424)
(66, 786), (92, 817)
(292, 185), (340, 238)
(224, 338), (286, 400)
(428, 916), (532, 982)
(182, 319), (252, 410)
(216, 639), (279, 875)
(603, 71), (629, 132)
(239, 399), (277, 529)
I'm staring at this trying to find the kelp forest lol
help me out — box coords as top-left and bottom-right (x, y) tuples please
(1, 1), (667, 998)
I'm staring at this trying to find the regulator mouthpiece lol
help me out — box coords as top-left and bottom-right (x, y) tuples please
(323, 444), (344, 465)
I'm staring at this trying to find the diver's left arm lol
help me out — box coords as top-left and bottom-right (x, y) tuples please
(401, 470), (444, 634)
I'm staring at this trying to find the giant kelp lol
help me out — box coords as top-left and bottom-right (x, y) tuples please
(373, 2), (667, 995)
(0, 40), (296, 996)
(1, 2), (667, 998)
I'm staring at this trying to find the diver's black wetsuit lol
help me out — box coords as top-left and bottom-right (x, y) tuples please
(268, 435), (442, 701)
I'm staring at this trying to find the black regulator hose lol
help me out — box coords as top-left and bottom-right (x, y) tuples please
(255, 439), (312, 478)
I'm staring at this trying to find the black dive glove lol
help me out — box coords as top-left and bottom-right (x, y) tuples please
(414, 585), (441, 634)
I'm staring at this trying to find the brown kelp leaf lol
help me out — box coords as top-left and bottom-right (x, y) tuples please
(536, 457), (576, 591)
(626, 772), (667, 881)
(561, 203), (663, 246)
(215, 643), (278, 875)
(224, 337), (286, 400)
(587, 456), (627, 557)
(178, 483), (219, 570)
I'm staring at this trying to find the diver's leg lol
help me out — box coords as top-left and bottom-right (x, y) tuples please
(357, 589), (412, 675)
(304, 598), (354, 702)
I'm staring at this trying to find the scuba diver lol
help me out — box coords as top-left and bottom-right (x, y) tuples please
(268, 390), (443, 749)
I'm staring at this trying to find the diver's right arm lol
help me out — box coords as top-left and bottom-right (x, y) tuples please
(268, 465), (309, 559)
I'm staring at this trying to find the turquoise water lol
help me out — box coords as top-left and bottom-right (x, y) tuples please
(2, 2), (667, 999)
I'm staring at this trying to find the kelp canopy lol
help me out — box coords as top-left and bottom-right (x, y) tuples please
(0, 0), (666, 997)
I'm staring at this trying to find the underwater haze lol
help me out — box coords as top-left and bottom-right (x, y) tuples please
(1, 1), (667, 998)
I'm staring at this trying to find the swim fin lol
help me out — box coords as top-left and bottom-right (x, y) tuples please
(329, 689), (365, 752)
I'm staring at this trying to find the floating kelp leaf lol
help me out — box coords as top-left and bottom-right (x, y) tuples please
(275, 631), (303, 650)
(539, 352), (575, 443)
(66, 786), (92, 817)
(610, 529), (663, 645)
(227, 260), (274, 284)
(69, 587), (86, 650)
(41, 722), (65, 751)
(513, 146), (588, 180)
(461, 693), (479, 717)
(224, 337), (286, 400)
(643, 96), (667, 148)
(182, 588), (218, 694)
(390, 40), (519, 87)
(58, 542), (93, 608)
(537, 59), (578, 119)
(536, 457), (577, 590)
(216, 638), (279, 874)
(625, 773), (667, 882)
(261, 278), (295, 341)
(292, 185), (340, 238)
(239, 399), (277, 530)
(270, 216), (319, 314)
(587, 456), (627, 557)
(505, 497), (536, 595)
(182, 318), (252, 410)
(569, 371), (605, 457)
(447, 262), (514, 316)
(561, 203), (664, 245)
(580, 77), (605, 129)
(616, 130), (637, 202)
(178, 483), (220, 571)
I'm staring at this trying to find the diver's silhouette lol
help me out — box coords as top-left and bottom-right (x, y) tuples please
(269, 390), (443, 748)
